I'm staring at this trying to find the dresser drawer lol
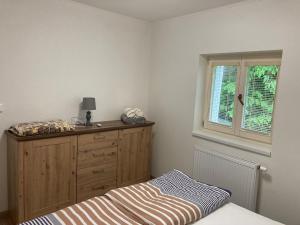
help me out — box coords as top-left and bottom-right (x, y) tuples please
(78, 141), (118, 153)
(77, 164), (116, 185)
(77, 179), (116, 202)
(78, 147), (117, 169)
(78, 131), (118, 146)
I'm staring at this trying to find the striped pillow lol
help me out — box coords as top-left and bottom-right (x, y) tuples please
(150, 169), (231, 217)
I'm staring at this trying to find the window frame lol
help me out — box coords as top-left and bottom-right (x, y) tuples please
(203, 57), (281, 144)
(203, 59), (241, 135)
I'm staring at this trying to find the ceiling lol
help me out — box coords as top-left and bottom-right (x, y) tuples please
(72, 0), (247, 21)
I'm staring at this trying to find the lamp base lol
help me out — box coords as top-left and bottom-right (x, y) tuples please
(85, 111), (92, 126)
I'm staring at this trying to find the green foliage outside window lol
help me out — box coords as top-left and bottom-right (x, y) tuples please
(219, 65), (279, 134)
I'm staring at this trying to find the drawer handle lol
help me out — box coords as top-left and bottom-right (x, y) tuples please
(94, 135), (106, 140)
(106, 152), (116, 156)
(92, 153), (105, 158)
(92, 169), (104, 174)
(92, 185), (105, 191)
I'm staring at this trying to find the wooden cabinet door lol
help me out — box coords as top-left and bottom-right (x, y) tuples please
(117, 126), (152, 187)
(23, 136), (77, 220)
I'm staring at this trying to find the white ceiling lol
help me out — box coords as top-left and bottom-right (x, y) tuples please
(72, 0), (247, 21)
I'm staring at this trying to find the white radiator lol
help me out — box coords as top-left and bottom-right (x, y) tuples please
(193, 145), (260, 211)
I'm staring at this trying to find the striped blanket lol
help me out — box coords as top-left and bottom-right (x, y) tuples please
(23, 196), (143, 225)
(21, 170), (231, 225)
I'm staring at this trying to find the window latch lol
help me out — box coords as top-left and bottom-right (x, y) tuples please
(238, 94), (244, 106)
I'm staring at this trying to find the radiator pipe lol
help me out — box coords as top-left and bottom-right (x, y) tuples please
(259, 166), (268, 172)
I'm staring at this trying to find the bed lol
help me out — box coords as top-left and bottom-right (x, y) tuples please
(21, 170), (284, 225)
(193, 203), (283, 225)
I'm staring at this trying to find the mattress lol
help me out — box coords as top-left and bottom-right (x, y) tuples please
(192, 203), (284, 225)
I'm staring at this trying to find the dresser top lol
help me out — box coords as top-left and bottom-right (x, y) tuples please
(6, 120), (155, 141)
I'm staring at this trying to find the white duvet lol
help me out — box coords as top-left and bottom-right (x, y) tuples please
(192, 203), (284, 225)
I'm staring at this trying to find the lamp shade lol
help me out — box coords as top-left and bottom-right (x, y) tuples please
(82, 97), (96, 110)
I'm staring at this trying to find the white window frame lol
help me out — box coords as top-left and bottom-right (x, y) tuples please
(203, 56), (281, 144)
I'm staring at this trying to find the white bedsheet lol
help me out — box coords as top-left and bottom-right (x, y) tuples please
(193, 203), (284, 225)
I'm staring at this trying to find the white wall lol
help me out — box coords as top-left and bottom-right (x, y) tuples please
(0, 0), (151, 211)
(1, 0), (300, 224)
(149, 0), (300, 225)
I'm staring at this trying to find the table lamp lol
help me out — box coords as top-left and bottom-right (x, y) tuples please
(82, 97), (96, 126)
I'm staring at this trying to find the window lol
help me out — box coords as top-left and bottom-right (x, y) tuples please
(204, 57), (281, 143)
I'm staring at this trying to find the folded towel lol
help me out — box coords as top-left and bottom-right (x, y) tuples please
(124, 108), (145, 118)
(121, 108), (146, 124)
(121, 113), (146, 124)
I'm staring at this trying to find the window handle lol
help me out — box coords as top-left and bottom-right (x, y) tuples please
(238, 94), (244, 106)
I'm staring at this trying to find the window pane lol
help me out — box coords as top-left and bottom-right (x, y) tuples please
(242, 65), (279, 135)
(209, 65), (237, 127)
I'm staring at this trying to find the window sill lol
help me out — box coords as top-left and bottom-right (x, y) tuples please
(192, 129), (271, 157)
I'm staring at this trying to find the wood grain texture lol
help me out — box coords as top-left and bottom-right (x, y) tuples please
(77, 178), (116, 202)
(23, 136), (77, 220)
(7, 120), (154, 224)
(117, 126), (152, 187)
(7, 137), (24, 224)
(76, 130), (119, 202)
(77, 163), (117, 185)
(78, 147), (117, 169)
(78, 130), (118, 146)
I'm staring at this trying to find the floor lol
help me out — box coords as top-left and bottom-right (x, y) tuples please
(0, 218), (11, 225)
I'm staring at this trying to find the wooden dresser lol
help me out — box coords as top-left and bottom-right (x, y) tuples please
(6, 120), (154, 224)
